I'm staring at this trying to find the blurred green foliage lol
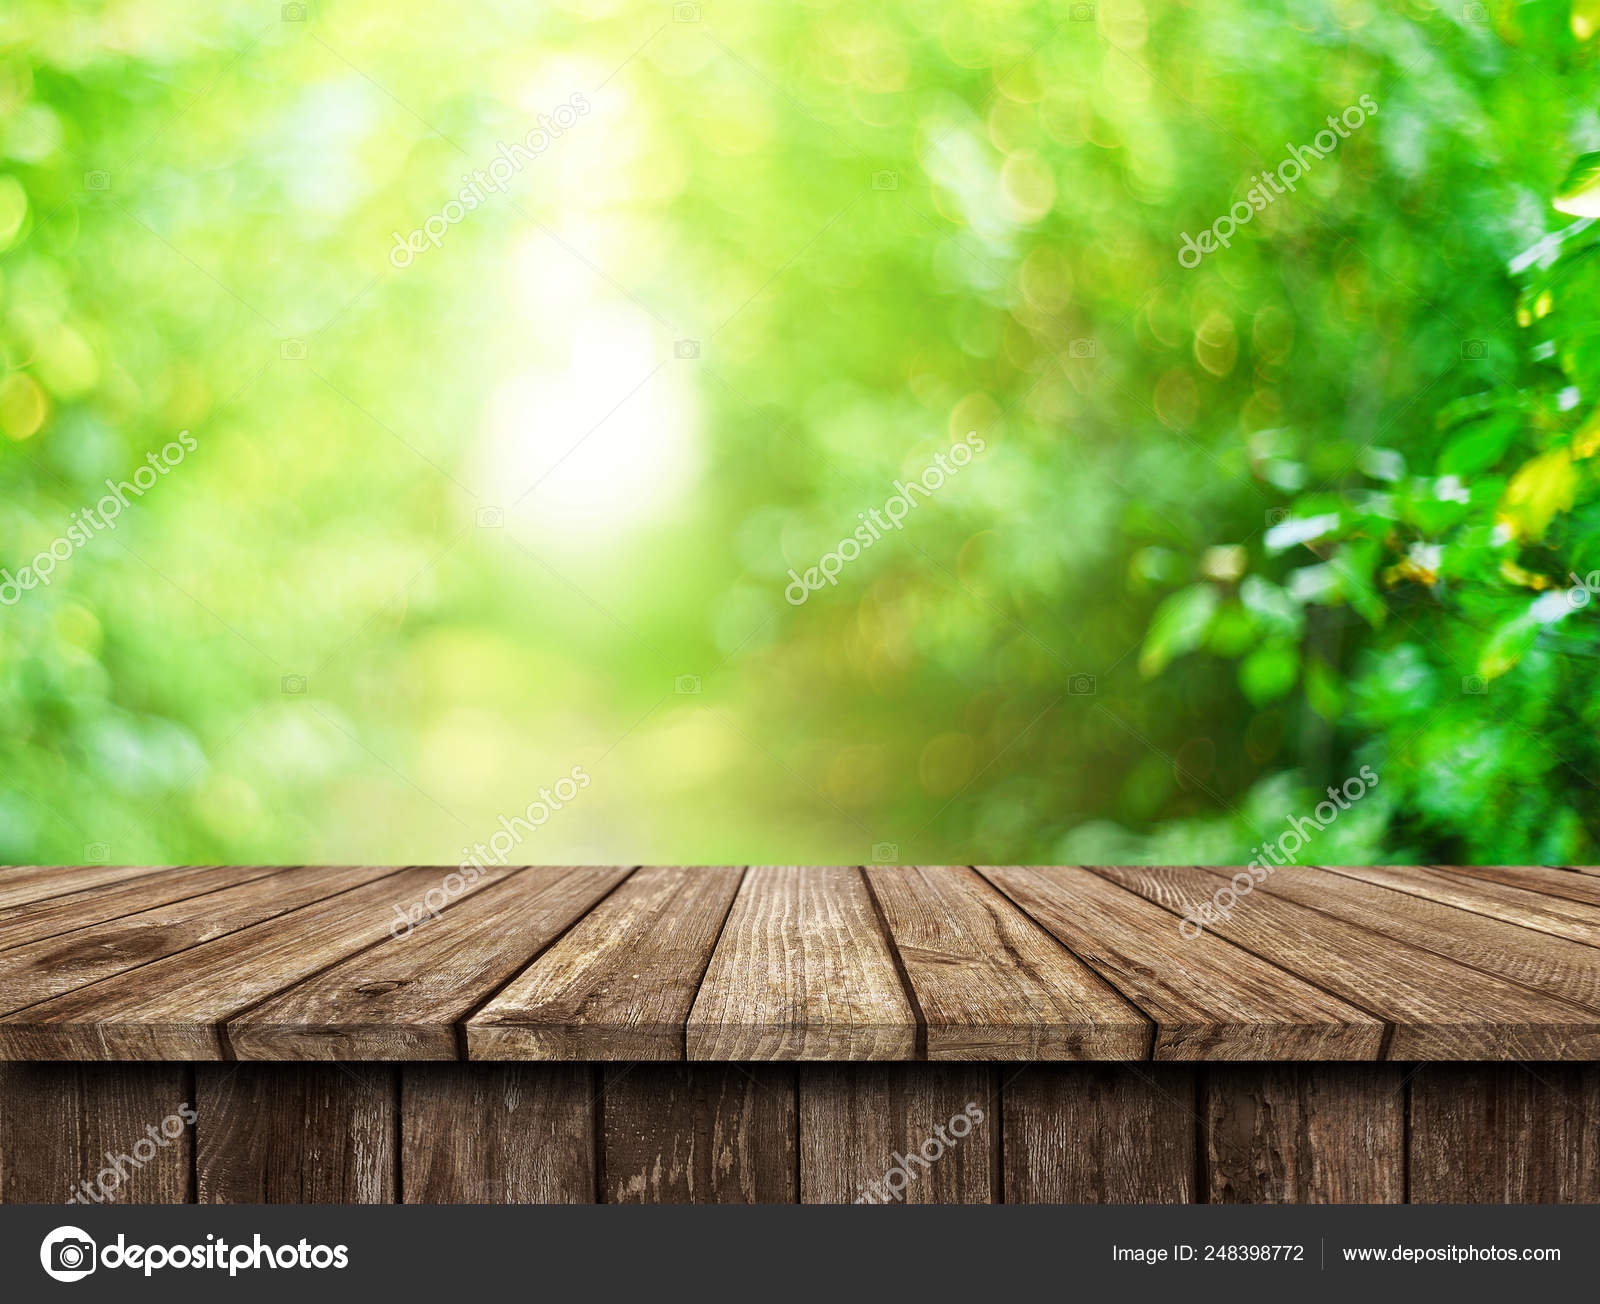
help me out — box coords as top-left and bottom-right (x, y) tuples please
(2, 0), (1599, 867)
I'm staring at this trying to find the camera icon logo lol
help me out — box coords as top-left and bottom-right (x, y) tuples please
(674, 674), (701, 695)
(871, 842), (899, 864)
(281, 673), (308, 695)
(84, 171), (110, 191)
(674, 2), (700, 21)
(871, 170), (899, 191)
(280, 339), (308, 360)
(1462, 2), (1488, 21)
(1460, 339), (1488, 359)
(1265, 507), (1289, 527)
(476, 506), (505, 528)
(83, 842), (111, 864)
(1461, 674), (1487, 695)
(674, 339), (700, 359)
(1069, 337), (1097, 359)
(1068, 673), (1097, 696)
(282, 1), (307, 19)
(1069, 2), (1096, 19)
(41, 1227), (97, 1282)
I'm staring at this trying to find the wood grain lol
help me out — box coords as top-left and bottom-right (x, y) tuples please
(1431, 863), (1600, 909)
(0, 864), (289, 954)
(1409, 1064), (1600, 1202)
(0, 865), (512, 1058)
(603, 1065), (797, 1203)
(469, 866), (742, 1060)
(1249, 865), (1600, 1014)
(864, 865), (1148, 1060)
(1204, 1065), (1405, 1202)
(0, 1063), (192, 1204)
(0, 864), (401, 1023)
(1325, 864), (1600, 947)
(195, 1065), (395, 1203)
(401, 1064), (596, 1202)
(982, 866), (1382, 1059)
(799, 1065), (996, 1203)
(0, 864), (172, 912)
(1098, 865), (1600, 1059)
(688, 866), (917, 1060)
(231, 866), (633, 1060)
(1002, 1066), (1196, 1202)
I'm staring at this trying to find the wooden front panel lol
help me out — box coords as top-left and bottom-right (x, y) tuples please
(0, 1063), (1594, 1204)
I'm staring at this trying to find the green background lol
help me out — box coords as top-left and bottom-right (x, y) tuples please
(3, 0), (1600, 868)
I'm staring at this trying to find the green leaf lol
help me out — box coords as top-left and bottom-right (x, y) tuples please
(1239, 641), (1298, 704)
(1139, 584), (1219, 678)
(1555, 151), (1600, 218)
(1478, 610), (1539, 679)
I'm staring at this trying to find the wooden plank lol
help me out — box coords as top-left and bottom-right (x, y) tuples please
(863, 866), (1148, 1060)
(603, 1065), (796, 1203)
(401, 1064), (596, 1202)
(231, 866), (633, 1060)
(1098, 865), (1600, 1059)
(0, 865), (515, 1059)
(688, 866), (917, 1060)
(1325, 864), (1600, 947)
(0, 864), (289, 953)
(1204, 1065), (1405, 1202)
(469, 866), (743, 1060)
(981, 866), (1381, 1060)
(1432, 863), (1600, 909)
(799, 1065), (995, 1203)
(0, 1063), (193, 1204)
(1248, 866), (1600, 1014)
(0, 864), (174, 911)
(1409, 1065), (1600, 1202)
(1002, 1066), (1195, 1202)
(0, 864), (401, 1026)
(195, 1065), (395, 1203)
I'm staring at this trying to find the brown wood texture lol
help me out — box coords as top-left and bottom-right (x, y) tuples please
(864, 865), (1149, 1060)
(0, 1061), (1592, 1204)
(1326, 864), (1600, 947)
(232, 866), (632, 1060)
(1097, 865), (1600, 1059)
(1002, 1065), (1196, 1202)
(1244, 865), (1600, 1014)
(0, 864), (287, 953)
(0, 865), (510, 1058)
(0, 864), (1597, 1063)
(469, 866), (742, 1059)
(195, 1065), (397, 1204)
(0, 865), (404, 1033)
(401, 1064), (596, 1202)
(1204, 1066), (1406, 1203)
(1408, 1064), (1600, 1202)
(688, 866), (917, 1060)
(981, 866), (1382, 1059)
(0, 1063), (193, 1203)
(798, 1065), (998, 1203)
(0, 864), (171, 911)
(602, 1065), (797, 1202)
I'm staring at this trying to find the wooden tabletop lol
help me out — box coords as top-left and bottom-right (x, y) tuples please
(1, 864), (1599, 1062)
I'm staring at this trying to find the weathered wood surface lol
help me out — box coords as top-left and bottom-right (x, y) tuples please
(981, 866), (1384, 1059)
(470, 866), (741, 1059)
(687, 866), (917, 1060)
(1095, 865), (1600, 1059)
(0, 1061), (1594, 1204)
(1, 864), (1599, 1061)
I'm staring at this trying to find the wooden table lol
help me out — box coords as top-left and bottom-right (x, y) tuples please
(1, 864), (1597, 1203)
